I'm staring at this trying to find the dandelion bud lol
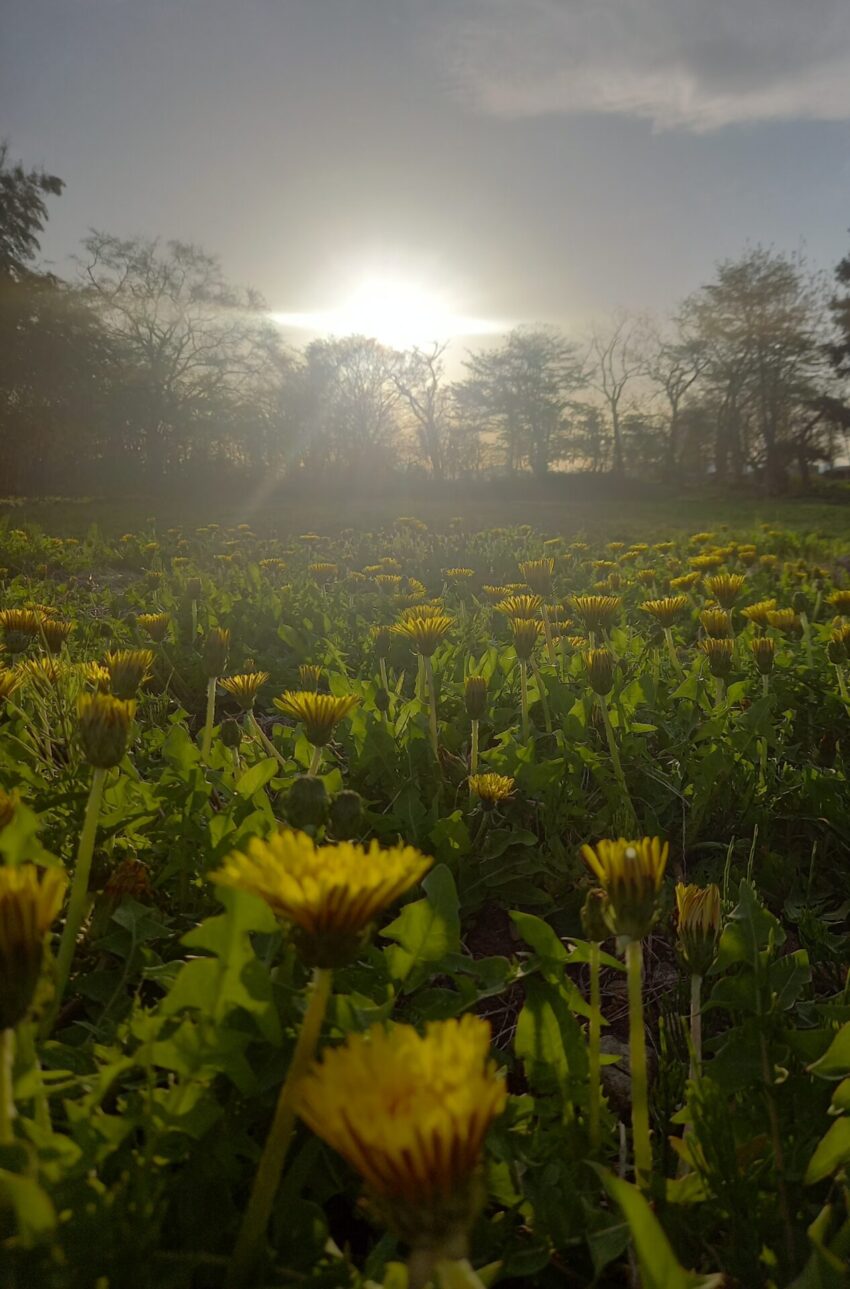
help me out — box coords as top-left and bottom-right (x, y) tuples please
(220, 717), (242, 749)
(583, 647), (614, 696)
(202, 627), (230, 678)
(372, 627), (392, 659)
(581, 888), (610, 942)
(374, 688), (390, 714)
(699, 608), (733, 639)
(792, 590), (810, 617)
(104, 649), (155, 700)
(77, 693), (134, 768)
(750, 636), (775, 676)
(298, 664), (323, 693)
(581, 837), (669, 942)
(520, 558), (554, 596)
(328, 789), (363, 840)
(286, 775), (329, 829)
(136, 612), (170, 643)
(464, 675), (488, 721)
(0, 864), (67, 1029)
(700, 638), (734, 678)
(185, 577), (202, 603)
(40, 618), (74, 654)
(827, 636), (847, 666)
(675, 883), (721, 976)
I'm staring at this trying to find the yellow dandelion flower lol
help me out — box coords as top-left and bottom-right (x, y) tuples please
(309, 562), (339, 584)
(699, 608), (733, 639)
(750, 636), (775, 675)
(519, 558), (554, 595)
(581, 837), (669, 941)
(495, 594), (542, 620)
(570, 595), (621, 634)
(273, 690), (359, 746)
(699, 637), (734, 678)
(741, 599), (777, 629)
(104, 649), (155, 700)
(583, 647), (614, 696)
(641, 596), (688, 628)
(509, 617), (543, 660)
(391, 615), (453, 658)
(296, 1015), (507, 1219)
(0, 863), (67, 1029)
(77, 693), (135, 768)
(211, 830), (431, 966)
(703, 573), (746, 609)
(219, 671), (270, 710)
(828, 589), (850, 616)
(136, 612), (171, 643)
(468, 773), (515, 806)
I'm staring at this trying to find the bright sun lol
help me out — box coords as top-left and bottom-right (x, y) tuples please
(270, 276), (503, 349)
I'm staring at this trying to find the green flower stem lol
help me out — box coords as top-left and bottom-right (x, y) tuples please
(307, 745), (323, 777)
(0, 1028), (15, 1144)
(17, 1022), (49, 1133)
(470, 718), (479, 778)
(201, 676), (217, 761)
(714, 675), (726, 709)
(379, 657), (390, 696)
(520, 660), (530, 741)
(417, 653), (426, 704)
(689, 973), (702, 1083)
(800, 613), (814, 668)
(408, 1233), (469, 1289)
(530, 660), (553, 733)
(423, 655), (439, 758)
(597, 697), (637, 829)
(836, 665), (850, 710)
(52, 765), (107, 1020)
(589, 940), (602, 1150)
(626, 938), (651, 1188)
(663, 628), (685, 680)
(540, 603), (557, 667)
(247, 712), (288, 772)
(227, 966), (333, 1288)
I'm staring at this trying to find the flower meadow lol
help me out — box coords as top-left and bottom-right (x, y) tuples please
(0, 516), (849, 1288)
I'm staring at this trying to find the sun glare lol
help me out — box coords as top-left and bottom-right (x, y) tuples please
(270, 275), (504, 348)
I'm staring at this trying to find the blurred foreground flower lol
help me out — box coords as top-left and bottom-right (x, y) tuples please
(297, 1016), (507, 1279)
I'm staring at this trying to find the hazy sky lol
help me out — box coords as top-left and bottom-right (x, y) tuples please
(4, 0), (850, 342)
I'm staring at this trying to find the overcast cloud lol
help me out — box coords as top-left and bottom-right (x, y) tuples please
(438, 0), (850, 130)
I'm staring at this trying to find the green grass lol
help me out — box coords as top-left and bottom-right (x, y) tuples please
(3, 489), (850, 540)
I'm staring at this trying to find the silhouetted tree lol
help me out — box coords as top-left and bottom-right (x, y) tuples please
(79, 233), (281, 483)
(461, 327), (584, 478)
(586, 314), (648, 477)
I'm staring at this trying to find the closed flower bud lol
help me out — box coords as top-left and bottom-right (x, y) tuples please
(792, 590), (810, 617)
(750, 636), (775, 675)
(104, 649), (155, 700)
(581, 837), (669, 942)
(220, 717), (242, 749)
(374, 688), (391, 714)
(581, 888), (610, 942)
(298, 664), (323, 693)
(77, 693), (134, 768)
(700, 637), (734, 678)
(286, 774), (329, 829)
(185, 578), (202, 602)
(328, 789), (363, 840)
(675, 883), (721, 976)
(372, 627), (392, 660)
(583, 647), (614, 696)
(202, 627), (230, 678)
(464, 675), (488, 721)
(827, 636), (847, 666)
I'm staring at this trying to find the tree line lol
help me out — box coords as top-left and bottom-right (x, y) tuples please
(2, 144), (850, 497)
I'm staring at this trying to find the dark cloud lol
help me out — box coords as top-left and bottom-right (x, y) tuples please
(438, 0), (850, 129)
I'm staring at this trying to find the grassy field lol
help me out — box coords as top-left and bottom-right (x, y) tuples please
(3, 488), (850, 540)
